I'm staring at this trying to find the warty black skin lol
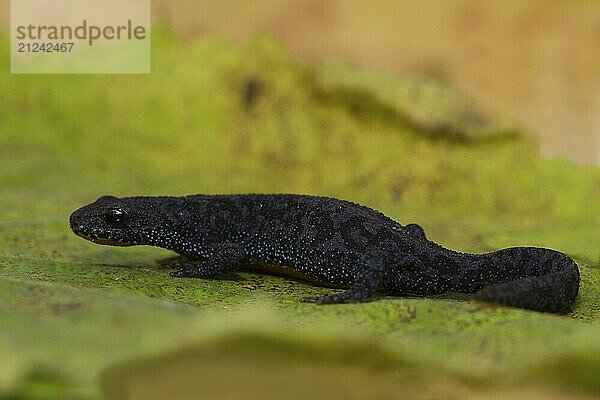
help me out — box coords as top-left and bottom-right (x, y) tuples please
(69, 194), (580, 313)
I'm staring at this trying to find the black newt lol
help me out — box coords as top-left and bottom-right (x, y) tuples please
(69, 194), (580, 313)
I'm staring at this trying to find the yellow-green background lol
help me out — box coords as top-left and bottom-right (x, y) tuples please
(1, 25), (599, 400)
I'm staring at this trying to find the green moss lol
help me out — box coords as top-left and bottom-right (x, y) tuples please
(315, 61), (518, 140)
(0, 30), (599, 399)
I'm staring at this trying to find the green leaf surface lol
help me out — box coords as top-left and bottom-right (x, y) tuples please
(1, 30), (599, 399)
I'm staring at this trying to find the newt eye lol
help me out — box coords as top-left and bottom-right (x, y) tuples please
(105, 208), (127, 225)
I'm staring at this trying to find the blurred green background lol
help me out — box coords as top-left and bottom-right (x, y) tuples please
(1, 2), (600, 399)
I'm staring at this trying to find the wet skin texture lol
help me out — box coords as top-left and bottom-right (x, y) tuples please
(70, 194), (580, 313)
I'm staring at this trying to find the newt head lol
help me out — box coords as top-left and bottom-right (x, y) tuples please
(69, 195), (183, 248)
(70, 195), (137, 246)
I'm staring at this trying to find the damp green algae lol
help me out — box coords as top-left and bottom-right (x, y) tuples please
(0, 30), (599, 399)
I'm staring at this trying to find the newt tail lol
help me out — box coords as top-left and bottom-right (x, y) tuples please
(470, 248), (579, 312)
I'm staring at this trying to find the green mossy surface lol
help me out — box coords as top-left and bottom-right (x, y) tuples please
(1, 30), (599, 399)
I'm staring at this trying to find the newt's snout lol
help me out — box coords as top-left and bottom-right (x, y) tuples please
(69, 210), (85, 235)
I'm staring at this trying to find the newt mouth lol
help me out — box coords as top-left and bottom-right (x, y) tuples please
(72, 230), (134, 247)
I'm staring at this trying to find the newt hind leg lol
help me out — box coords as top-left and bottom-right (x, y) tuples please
(301, 250), (386, 304)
